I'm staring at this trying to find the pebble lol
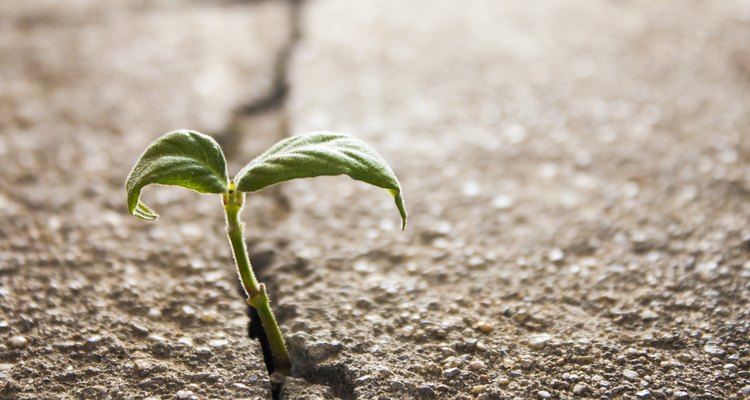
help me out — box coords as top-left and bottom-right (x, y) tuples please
(469, 360), (487, 372)
(492, 195), (514, 210)
(636, 389), (651, 398)
(9, 336), (28, 348)
(573, 382), (589, 394)
(181, 305), (196, 317)
(208, 339), (228, 347)
(538, 390), (551, 399)
(443, 367), (460, 379)
(443, 356), (463, 368)
(623, 369), (639, 380)
(703, 344), (724, 356)
(0, 320), (9, 332)
(377, 367), (392, 378)
(548, 248), (565, 263)
(741, 385), (750, 396)
(476, 323), (494, 334)
(390, 380), (405, 391)
(640, 309), (658, 320)
(130, 323), (150, 336)
(416, 384), (437, 399)
(674, 391), (689, 398)
(462, 181), (481, 197)
(176, 390), (195, 399)
(355, 297), (373, 310)
(199, 311), (219, 323)
(88, 335), (104, 344)
(527, 334), (551, 349)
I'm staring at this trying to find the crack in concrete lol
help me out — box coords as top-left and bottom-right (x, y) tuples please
(223, 2), (362, 398)
(217, 0), (304, 160)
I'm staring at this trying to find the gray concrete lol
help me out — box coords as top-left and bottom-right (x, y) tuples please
(2, 1), (749, 399)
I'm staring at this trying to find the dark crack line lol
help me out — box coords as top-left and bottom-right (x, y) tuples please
(222, 2), (359, 399)
(245, 0), (304, 117)
(219, 0), (305, 159)
(221, 1), (306, 399)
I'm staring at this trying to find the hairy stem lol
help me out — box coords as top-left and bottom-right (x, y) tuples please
(224, 182), (291, 376)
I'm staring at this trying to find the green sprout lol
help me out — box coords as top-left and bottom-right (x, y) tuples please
(125, 130), (406, 376)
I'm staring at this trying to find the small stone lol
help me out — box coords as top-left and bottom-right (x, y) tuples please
(674, 391), (689, 398)
(232, 382), (252, 391)
(741, 385), (750, 396)
(84, 335), (103, 350)
(703, 344), (724, 356)
(208, 339), (228, 347)
(573, 382), (589, 394)
(492, 195), (514, 210)
(476, 323), (494, 334)
(443, 356), (463, 368)
(390, 380), (405, 391)
(636, 389), (651, 398)
(548, 248), (565, 263)
(354, 375), (373, 385)
(0, 320), (9, 332)
(550, 379), (568, 390)
(176, 390), (194, 399)
(498, 377), (510, 386)
(416, 384), (437, 399)
(9, 336), (27, 348)
(724, 363), (738, 372)
(130, 323), (150, 336)
(443, 367), (460, 379)
(623, 369), (639, 380)
(462, 181), (481, 197)
(133, 360), (152, 373)
(355, 297), (373, 310)
(469, 360), (487, 372)
(527, 334), (551, 349)
(200, 311), (219, 323)
(471, 385), (485, 394)
(640, 309), (658, 320)
(538, 390), (551, 399)
(181, 305), (196, 317)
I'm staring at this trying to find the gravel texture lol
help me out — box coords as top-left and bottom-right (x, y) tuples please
(2, 0), (750, 399)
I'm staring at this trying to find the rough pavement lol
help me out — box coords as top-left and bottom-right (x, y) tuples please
(2, 0), (750, 399)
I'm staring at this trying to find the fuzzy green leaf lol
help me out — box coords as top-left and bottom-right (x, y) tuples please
(126, 130), (229, 220)
(235, 132), (407, 229)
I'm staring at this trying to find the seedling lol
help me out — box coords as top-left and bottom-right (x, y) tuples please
(125, 130), (406, 376)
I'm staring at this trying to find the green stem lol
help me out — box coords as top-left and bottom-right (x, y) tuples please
(224, 183), (291, 376)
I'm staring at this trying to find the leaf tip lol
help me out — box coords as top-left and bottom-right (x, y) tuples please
(389, 189), (407, 231)
(130, 201), (159, 221)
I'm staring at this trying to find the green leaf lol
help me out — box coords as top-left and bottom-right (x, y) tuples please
(126, 130), (229, 220)
(235, 132), (407, 229)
